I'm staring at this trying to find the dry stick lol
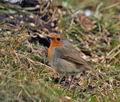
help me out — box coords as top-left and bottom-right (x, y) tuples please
(108, 50), (120, 63)
(107, 44), (120, 56)
(102, 2), (120, 11)
(106, 45), (120, 63)
(102, 44), (120, 63)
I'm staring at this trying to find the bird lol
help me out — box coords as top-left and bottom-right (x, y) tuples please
(47, 33), (94, 74)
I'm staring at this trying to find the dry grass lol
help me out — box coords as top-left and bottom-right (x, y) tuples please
(0, 0), (120, 102)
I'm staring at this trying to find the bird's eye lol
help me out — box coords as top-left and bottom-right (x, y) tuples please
(57, 38), (60, 41)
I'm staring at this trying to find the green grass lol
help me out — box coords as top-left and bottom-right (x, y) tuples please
(0, 0), (120, 102)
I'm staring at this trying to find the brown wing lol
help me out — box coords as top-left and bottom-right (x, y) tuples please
(63, 54), (91, 70)
(56, 45), (92, 70)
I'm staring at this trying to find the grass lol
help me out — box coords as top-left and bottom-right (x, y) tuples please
(0, 0), (120, 102)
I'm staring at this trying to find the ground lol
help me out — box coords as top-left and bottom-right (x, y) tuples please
(0, 0), (120, 102)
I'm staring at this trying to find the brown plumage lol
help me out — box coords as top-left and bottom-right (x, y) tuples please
(48, 33), (93, 74)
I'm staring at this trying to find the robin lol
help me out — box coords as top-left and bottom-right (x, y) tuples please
(47, 33), (93, 74)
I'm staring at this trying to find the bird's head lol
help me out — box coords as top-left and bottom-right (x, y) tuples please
(47, 33), (64, 47)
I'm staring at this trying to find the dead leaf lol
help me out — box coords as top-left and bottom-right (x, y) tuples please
(79, 14), (96, 32)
